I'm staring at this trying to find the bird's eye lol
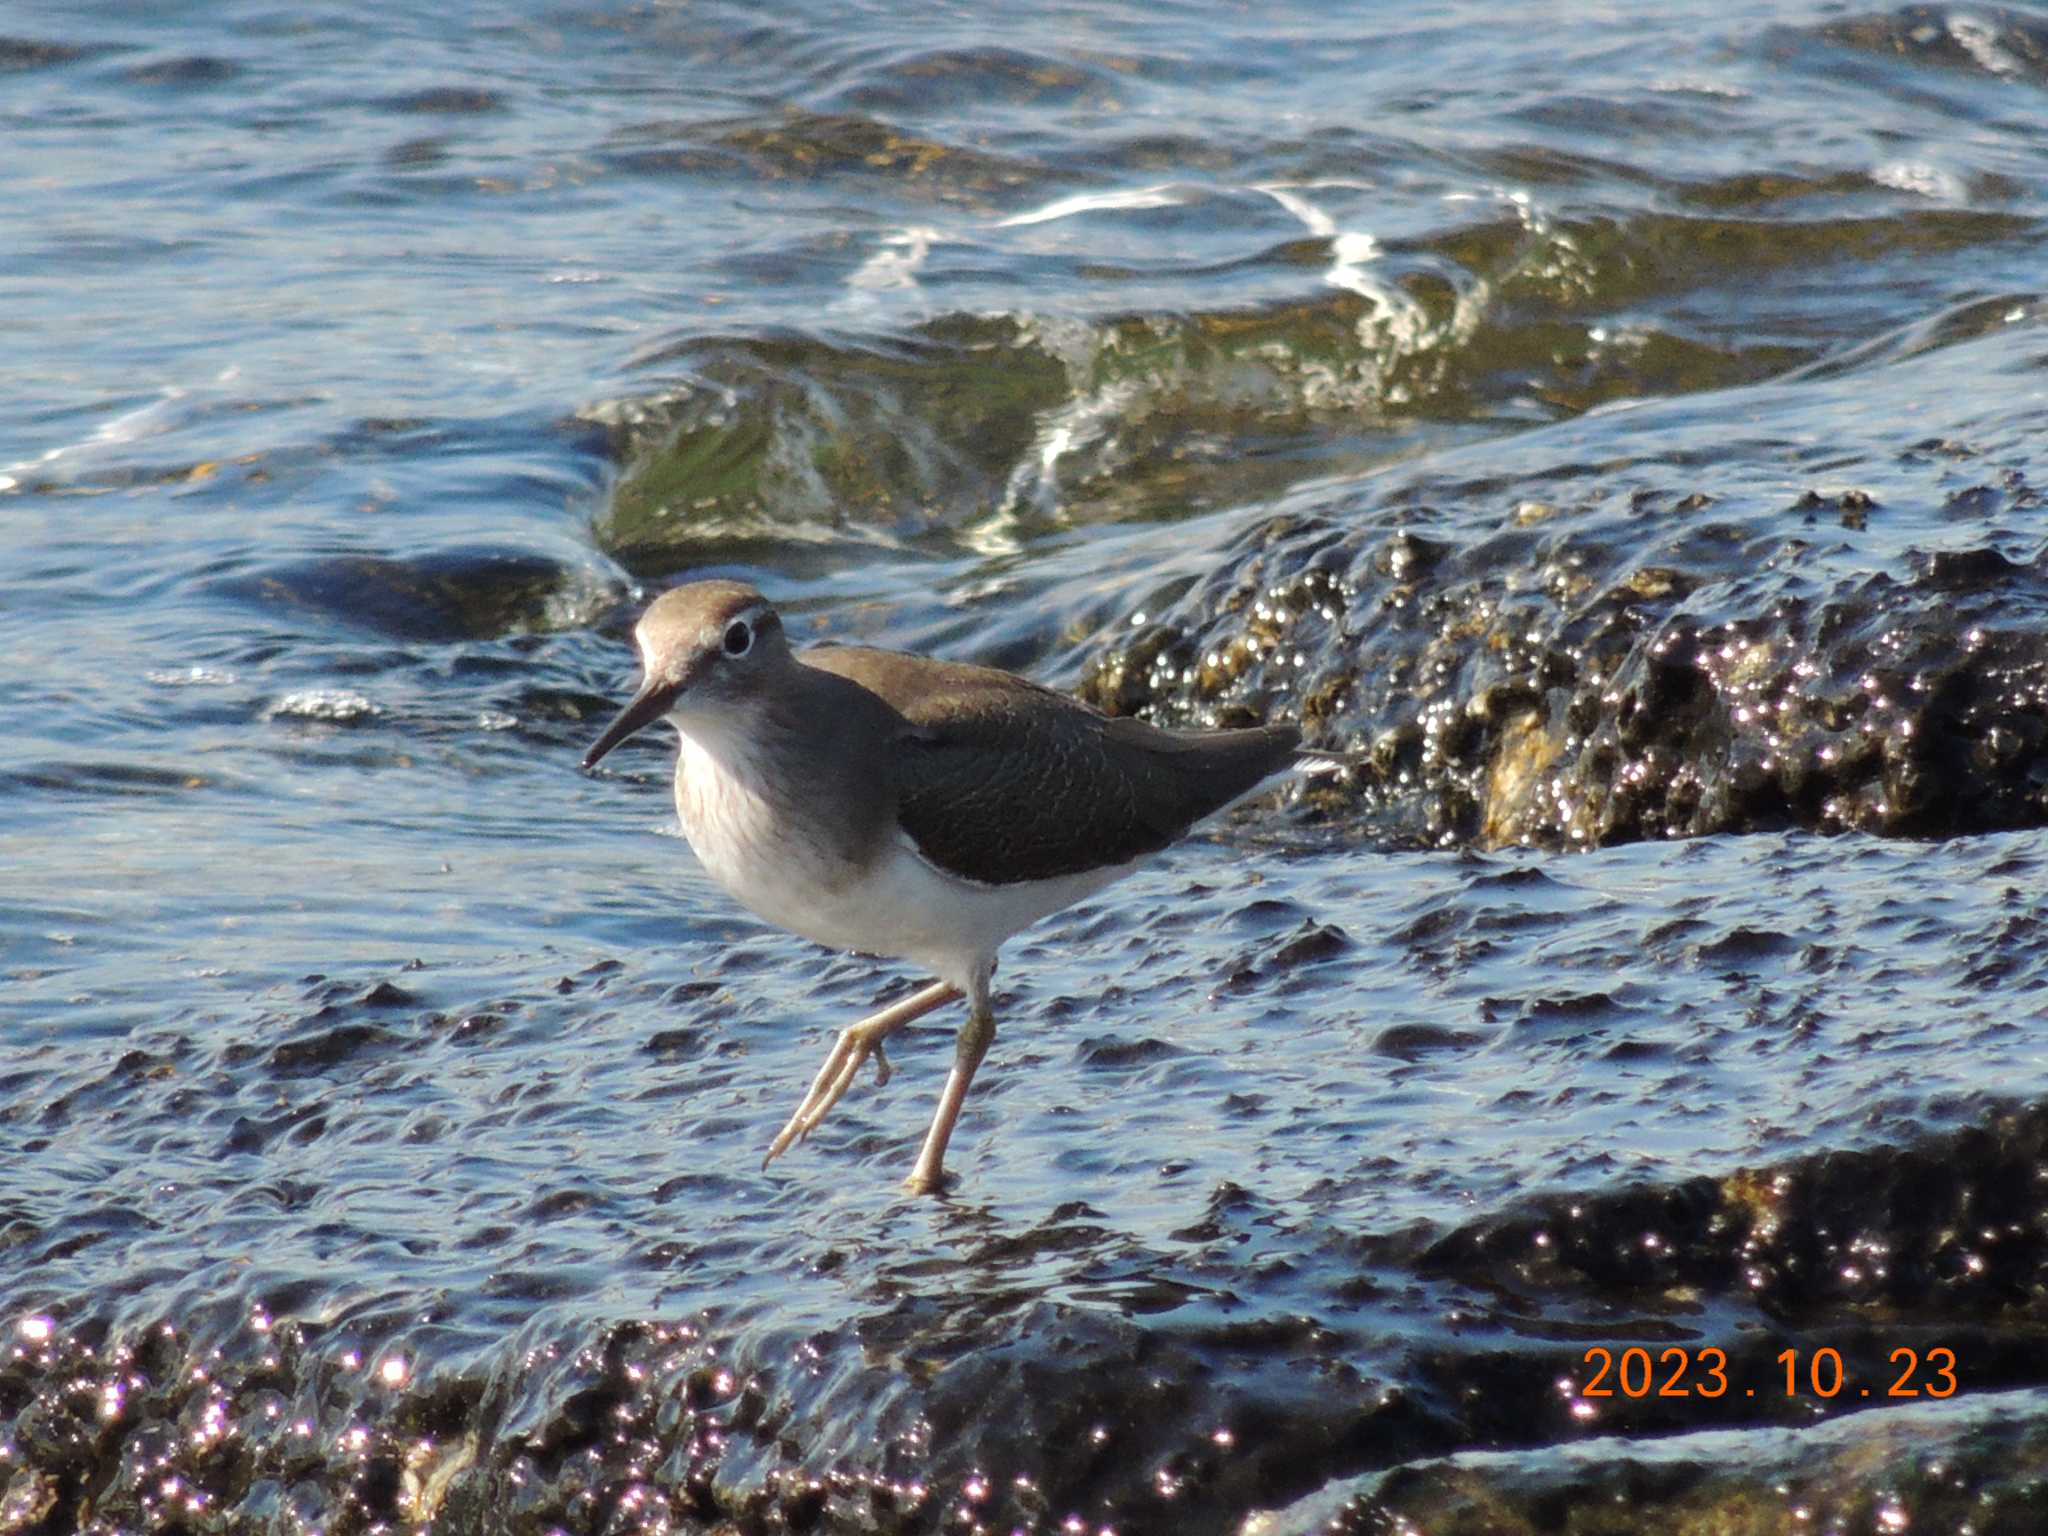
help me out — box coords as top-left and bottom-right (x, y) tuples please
(722, 619), (752, 657)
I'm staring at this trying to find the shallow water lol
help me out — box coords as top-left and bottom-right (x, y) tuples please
(6, 1), (2048, 1530)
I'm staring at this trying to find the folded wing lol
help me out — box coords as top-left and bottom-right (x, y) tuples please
(803, 645), (1300, 885)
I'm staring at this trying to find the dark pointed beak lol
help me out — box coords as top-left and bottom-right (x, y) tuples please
(581, 677), (678, 771)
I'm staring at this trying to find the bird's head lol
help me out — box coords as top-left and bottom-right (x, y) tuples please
(581, 580), (791, 769)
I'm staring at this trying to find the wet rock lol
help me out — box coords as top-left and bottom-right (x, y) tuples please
(5, 1099), (2043, 1533)
(1215, 918), (1354, 995)
(0, 1466), (58, 1533)
(589, 318), (1070, 568)
(1309, 1395), (2048, 1536)
(1075, 421), (2048, 851)
(216, 547), (595, 643)
(266, 1021), (401, 1076)
(1371, 1022), (1489, 1060)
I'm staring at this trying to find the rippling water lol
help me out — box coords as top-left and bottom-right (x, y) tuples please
(6, 1), (2048, 1531)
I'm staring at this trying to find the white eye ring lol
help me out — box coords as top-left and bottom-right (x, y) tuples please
(722, 619), (753, 657)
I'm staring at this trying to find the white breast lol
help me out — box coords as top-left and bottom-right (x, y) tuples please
(671, 725), (1140, 990)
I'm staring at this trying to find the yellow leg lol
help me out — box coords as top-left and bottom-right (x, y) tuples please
(761, 980), (959, 1168)
(903, 982), (996, 1196)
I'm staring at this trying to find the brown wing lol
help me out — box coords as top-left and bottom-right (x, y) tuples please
(801, 644), (1300, 885)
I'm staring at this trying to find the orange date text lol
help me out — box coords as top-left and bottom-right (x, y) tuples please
(1578, 1345), (1957, 1400)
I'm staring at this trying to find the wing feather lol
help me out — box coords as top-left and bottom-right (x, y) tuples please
(801, 644), (1299, 885)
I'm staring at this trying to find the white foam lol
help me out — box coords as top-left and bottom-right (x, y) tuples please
(1, 366), (239, 492)
(996, 184), (1185, 228)
(1873, 160), (1967, 201)
(847, 225), (938, 291)
(1948, 14), (2023, 78)
(1256, 182), (1437, 354)
(269, 689), (380, 723)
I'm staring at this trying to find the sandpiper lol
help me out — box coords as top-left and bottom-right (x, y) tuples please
(582, 580), (1311, 1193)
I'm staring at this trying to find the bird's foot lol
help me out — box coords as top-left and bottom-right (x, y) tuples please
(900, 1165), (952, 1198)
(758, 980), (961, 1176)
(762, 1018), (896, 1167)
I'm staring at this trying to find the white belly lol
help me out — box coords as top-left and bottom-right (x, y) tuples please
(671, 728), (1137, 988)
